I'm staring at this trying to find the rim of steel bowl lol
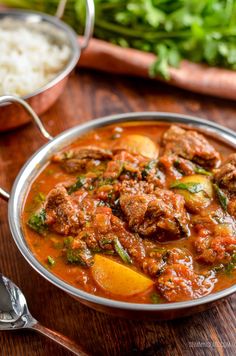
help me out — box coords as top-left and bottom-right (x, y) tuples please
(0, 6), (93, 101)
(1, 101), (236, 312)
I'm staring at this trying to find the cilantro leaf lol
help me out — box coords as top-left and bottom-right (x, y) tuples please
(28, 209), (47, 234)
(67, 176), (86, 195)
(194, 165), (212, 176)
(170, 181), (205, 194)
(213, 184), (228, 211)
(114, 237), (132, 264)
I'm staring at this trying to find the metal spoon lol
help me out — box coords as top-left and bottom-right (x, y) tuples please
(0, 274), (88, 355)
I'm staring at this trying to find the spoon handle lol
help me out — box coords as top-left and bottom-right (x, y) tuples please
(30, 322), (89, 356)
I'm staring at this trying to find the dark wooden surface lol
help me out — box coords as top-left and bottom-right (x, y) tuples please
(0, 69), (236, 356)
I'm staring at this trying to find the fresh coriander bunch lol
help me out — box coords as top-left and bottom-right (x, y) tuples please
(2, 0), (236, 78)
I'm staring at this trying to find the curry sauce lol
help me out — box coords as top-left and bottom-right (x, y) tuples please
(23, 123), (236, 304)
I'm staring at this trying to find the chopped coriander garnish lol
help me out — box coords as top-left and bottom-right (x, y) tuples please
(47, 256), (55, 266)
(120, 167), (138, 179)
(150, 292), (163, 304)
(28, 209), (47, 234)
(170, 181), (205, 194)
(194, 165), (212, 176)
(213, 254), (236, 275)
(67, 176), (86, 195)
(100, 239), (112, 246)
(64, 236), (74, 248)
(114, 237), (132, 264)
(66, 248), (93, 267)
(141, 160), (157, 179)
(213, 184), (228, 211)
(225, 253), (236, 275)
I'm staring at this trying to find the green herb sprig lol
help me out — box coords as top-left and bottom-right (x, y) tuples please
(67, 176), (86, 195)
(170, 181), (205, 194)
(28, 209), (47, 234)
(3, 0), (236, 79)
(193, 165), (212, 176)
(114, 237), (132, 264)
(47, 255), (55, 266)
(213, 183), (229, 211)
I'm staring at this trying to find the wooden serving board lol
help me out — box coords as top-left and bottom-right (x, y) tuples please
(79, 37), (236, 101)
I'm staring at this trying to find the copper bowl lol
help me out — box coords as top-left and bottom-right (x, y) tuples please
(0, 95), (236, 320)
(0, 3), (94, 132)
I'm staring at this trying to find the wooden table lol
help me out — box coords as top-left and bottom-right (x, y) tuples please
(0, 69), (236, 356)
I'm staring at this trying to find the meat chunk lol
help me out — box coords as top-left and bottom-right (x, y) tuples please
(193, 222), (236, 265)
(95, 208), (146, 264)
(66, 238), (94, 267)
(157, 264), (195, 301)
(142, 247), (192, 278)
(120, 179), (157, 196)
(52, 146), (112, 173)
(194, 234), (236, 265)
(140, 159), (166, 188)
(111, 215), (146, 264)
(162, 125), (220, 168)
(120, 194), (152, 229)
(159, 154), (196, 179)
(58, 158), (88, 174)
(104, 151), (146, 179)
(44, 186), (80, 235)
(215, 153), (236, 192)
(76, 206), (146, 265)
(166, 247), (193, 267)
(120, 188), (189, 240)
(214, 154), (236, 217)
(157, 264), (216, 302)
(53, 146), (112, 161)
(103, 151), (165, 187)
(156, 247), (216, 301)
(193, 211), (236, 265)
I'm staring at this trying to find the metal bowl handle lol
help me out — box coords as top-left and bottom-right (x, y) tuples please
(56, 0), (95, 51)
(0, 95), (53, 202)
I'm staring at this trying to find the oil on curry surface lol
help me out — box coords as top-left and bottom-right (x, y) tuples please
(23, 123), (236, 304)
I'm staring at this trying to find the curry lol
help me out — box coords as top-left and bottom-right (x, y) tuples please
(23, 122), (236, 304)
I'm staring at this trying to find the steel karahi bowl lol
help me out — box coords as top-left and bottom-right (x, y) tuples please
(0, 1), (94, 132)
(0, 95), (236, 320)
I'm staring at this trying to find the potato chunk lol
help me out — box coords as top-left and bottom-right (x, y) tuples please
(91, 255), (154, 296)
(113, 134), (158, 159)
(170, 174), (213, 213)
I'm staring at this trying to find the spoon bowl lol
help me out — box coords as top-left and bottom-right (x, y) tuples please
(0, 274), (88, 355)
(0, 274), (26, 324)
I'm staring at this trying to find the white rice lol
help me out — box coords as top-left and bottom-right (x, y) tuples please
(0, 20), (71, 96)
